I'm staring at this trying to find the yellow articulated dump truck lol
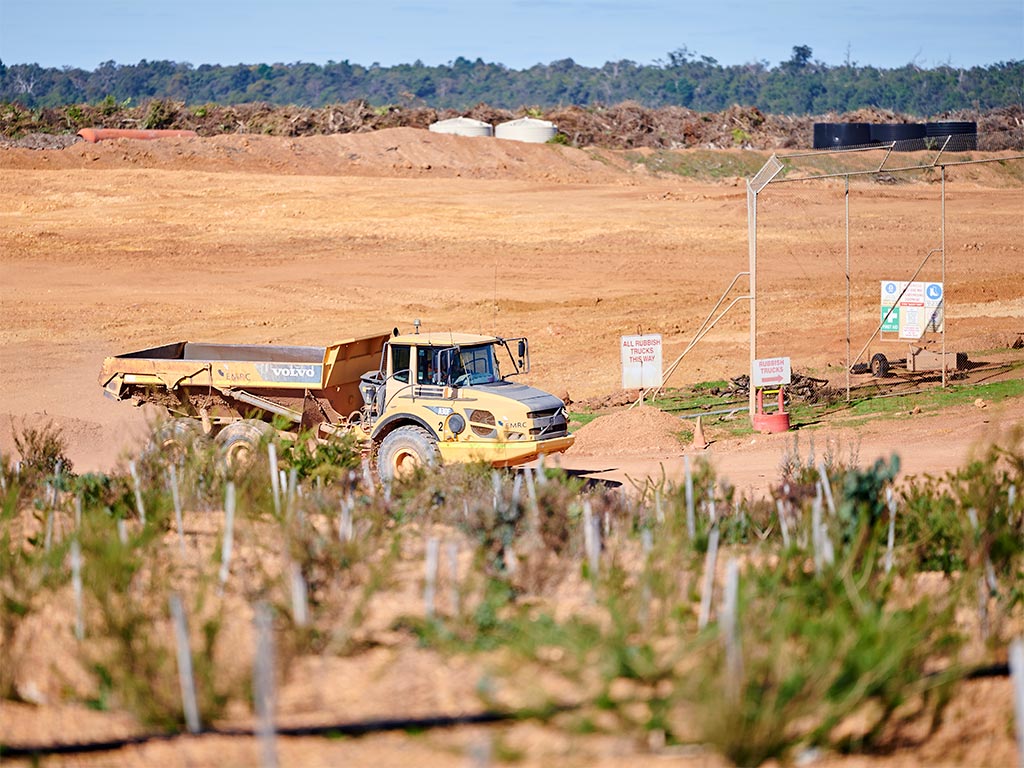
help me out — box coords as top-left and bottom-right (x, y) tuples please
(99, 328), (574, 480)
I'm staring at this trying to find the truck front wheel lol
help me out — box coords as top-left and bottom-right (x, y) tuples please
(377, 426), (439, 482)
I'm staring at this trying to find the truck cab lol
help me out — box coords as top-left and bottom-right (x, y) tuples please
(359, 331), (573, 480)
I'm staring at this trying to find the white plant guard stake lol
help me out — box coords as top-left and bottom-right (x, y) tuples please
(446, 540), (460, 615)
(536, 453), (548, 486)
(71, 539), (84, 640)
(169, 593), (201, 734)
(721, 558), (742, 703)
(169, 465), (186, 560)
(641, 529), (654, 623)
(1009, 637), (1024, 768)
(583, 500), (600, 579)
(775, 499), (791, 549)
(361, 456), (376, 496)
(812, 484), (824, 574)
(253, 603), (279, 768)
(885, 487), (897, 574)
(967, 508), (994, 639)
(268, 443), (281, 517)
(817, 461), (836, 516)
(525, 466), (538, 510)
(128, 460), (146, 525)
(491, 470), (502, 514)
(218, 482), (236, 595)
(339, 495), (354, 543)
(285, 468), (298, 521)
(698, 525), (720, 630)
(684, 456), (696, 539)
(289, 562), (309, 627)
(424, 537), (440, 618)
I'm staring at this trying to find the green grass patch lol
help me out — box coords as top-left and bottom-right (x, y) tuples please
(792, 377), (1024, 430)
(623, 150), (770, 180)
(850, 378), (1023, 416)
(568, 412), (601, 429)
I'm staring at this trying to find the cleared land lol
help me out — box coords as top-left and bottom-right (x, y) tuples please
(0, 128), (1022, 766)
(1, 129), (1021, 487)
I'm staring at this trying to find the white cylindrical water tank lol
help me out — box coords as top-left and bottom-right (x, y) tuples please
(428, 117), (493, 137)
(494, 117), (557, 144)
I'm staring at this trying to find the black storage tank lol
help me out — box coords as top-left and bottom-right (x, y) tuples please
(925, 121), (977, 151)
(870, 123), (926, 151)
(813, 122), (875, 149)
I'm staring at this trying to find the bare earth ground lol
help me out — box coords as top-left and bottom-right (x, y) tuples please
(1, 129), (1023, 765)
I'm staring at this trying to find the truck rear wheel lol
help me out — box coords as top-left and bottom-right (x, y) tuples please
(151, 418), (208, 462)
(377, 425), (439, 482)
(216, 419), (276, 473)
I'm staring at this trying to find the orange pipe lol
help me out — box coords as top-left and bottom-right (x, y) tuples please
(77, 128), (198, 143)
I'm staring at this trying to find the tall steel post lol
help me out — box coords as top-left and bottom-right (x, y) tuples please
(746, 156), (785, 421)
(942, 166), (947, 388)
(845, 175), (851, 402)
(748, 180), (757, 418)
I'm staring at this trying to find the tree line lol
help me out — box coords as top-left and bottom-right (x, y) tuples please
(1, 47), (1021, 115)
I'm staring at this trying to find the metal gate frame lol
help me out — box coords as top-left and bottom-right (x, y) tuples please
(746, 144), (1024, 420)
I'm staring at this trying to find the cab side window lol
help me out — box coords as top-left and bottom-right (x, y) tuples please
(416, 347), (438, 385)
(391, 345), (410, 384)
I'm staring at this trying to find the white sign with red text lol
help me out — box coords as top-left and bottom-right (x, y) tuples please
(753, 356), (792, 388)
(621, 334), (663, 388)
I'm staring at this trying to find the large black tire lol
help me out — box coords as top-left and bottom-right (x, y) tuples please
(150, 418), (208, 462)
(376, 425), (439, 482)
(215, 419), (277, 473)
(870, 353), (890, 378)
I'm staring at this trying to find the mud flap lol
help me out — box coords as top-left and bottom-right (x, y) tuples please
(300, 390), (330, 433)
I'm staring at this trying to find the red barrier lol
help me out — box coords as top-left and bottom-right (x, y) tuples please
(77, 128), (198, 143)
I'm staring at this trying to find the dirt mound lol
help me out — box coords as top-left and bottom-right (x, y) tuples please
(567, 406), (688, 457)
(0, 132), (83, 150)
(0, 127), (626, 183)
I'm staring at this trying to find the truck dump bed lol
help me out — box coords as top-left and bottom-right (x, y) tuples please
(100, 334), (390, 418)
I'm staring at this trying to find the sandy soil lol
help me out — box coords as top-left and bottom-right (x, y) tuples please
(1, 128), (1022, 765)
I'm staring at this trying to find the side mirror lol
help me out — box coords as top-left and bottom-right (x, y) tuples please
(517, 340), (526, 358)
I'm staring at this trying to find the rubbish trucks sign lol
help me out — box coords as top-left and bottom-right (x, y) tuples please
(621, 334), (662, 388)
(752, 357), (791, 387)
(880, 281), (944, 340)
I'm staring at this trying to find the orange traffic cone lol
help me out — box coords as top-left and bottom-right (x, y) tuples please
(693, 415), (708, 450)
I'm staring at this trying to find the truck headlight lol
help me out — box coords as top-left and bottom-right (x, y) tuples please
(446, 413), (466, 435)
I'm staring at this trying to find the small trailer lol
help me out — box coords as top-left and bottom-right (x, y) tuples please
(855, 279), (965, 379)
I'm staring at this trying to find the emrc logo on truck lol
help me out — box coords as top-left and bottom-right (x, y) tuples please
(255, 363), (323, 384)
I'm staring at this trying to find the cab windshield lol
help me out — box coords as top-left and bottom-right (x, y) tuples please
(438, 344), (500, 386)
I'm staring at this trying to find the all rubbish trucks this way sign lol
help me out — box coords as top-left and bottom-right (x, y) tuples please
(621, 334), (663, 389)
(753, 356), (792, 388)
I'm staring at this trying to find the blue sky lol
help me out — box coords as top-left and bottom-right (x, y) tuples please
(1, 0), (1021, 70)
